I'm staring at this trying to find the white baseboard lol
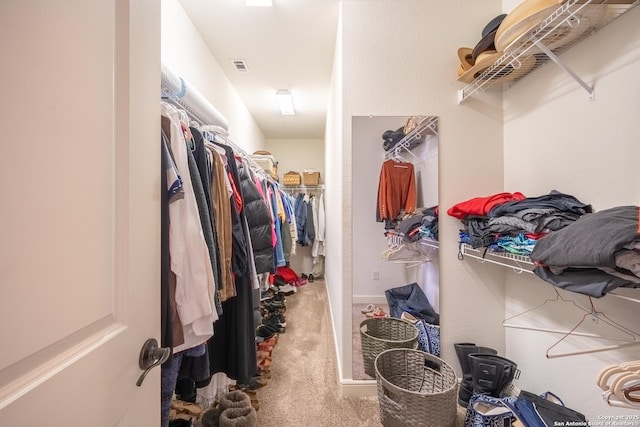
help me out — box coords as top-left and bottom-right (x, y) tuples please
(352, 295), (388, 305)
(339, 379), (378, 397)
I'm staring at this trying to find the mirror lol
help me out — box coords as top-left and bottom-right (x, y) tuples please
(351, 115), (439, 380)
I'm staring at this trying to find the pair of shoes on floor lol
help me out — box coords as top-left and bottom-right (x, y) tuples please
(277, 283), (297, 295)
(301, 273), (315, 282)
(169, 400), (202, 427)
(256, 334), (278, 345)
(263, 312), (286, 327)
(261, 301), (286, 313)
(257, 323), (282, 339)
(261, 313), (286, 332)
(201, 391), (258, 427)
(361, 303), (388, 318)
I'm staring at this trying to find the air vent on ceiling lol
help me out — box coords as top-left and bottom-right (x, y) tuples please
(231, 59), (249, 72)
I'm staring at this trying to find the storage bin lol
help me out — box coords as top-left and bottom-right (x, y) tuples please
(283, 171), (302, 186)
(303, 171), (321, 186)
(375, 348), (458, 427)
(359, 317), (418, 378)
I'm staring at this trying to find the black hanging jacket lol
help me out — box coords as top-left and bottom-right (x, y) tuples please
(237, 162), (275, 274)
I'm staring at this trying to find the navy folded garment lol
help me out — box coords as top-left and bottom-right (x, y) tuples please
(385, 282), (439, 325)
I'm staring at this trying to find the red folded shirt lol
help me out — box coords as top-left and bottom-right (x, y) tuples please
(447, 192), (526, 220)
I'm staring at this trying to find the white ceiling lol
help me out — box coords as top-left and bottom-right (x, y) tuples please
(178, 0), (340, 140)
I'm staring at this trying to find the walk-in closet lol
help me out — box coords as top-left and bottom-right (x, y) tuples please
(1, 0), (639, 425)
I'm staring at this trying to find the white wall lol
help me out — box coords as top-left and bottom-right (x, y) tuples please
(161, 0), (266, 152)
(501, 5), (640, 419)
(325, 6), (346, 382)
(266, 138), (326, 275)
(336, 0), (508, 386)
(266, 138), (325, 183)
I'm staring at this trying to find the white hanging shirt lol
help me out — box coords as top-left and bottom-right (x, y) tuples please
(162, 103), (216, 352)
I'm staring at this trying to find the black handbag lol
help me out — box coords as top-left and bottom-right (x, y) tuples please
(514, 390), (587, 427)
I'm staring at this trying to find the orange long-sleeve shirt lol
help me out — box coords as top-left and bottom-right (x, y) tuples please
(377, 159), (417, 222)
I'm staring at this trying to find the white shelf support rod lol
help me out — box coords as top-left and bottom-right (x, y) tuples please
(533, 38), (595, 101)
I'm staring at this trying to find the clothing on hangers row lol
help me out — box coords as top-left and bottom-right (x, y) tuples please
(597, 360), (640, 409)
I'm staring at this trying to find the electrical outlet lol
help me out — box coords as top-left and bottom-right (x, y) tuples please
(373, 271), (380, 280)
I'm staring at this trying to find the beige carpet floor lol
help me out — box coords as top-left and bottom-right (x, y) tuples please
(256, 280), (382, 426)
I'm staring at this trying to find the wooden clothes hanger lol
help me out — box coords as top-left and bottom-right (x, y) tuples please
(502, 287), (640, 358)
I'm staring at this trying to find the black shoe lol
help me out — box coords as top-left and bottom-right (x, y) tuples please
(263, 314), (286, 328)
(262, 317), (286, 333)
(256, 324), (279, 338)
(261, 301), (286, 311)
(454, 343), (497, 407)
(242, 377), (267, 390)
(308, 274), (314, 282)
(468, 353), (518, 397)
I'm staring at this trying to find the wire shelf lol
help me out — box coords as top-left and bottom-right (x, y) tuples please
(458, 243), (534, 274)
(457, 0), (639, 103)
(384, 116), (438, 161)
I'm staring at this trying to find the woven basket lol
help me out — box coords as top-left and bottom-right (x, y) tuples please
(359, 317), (418, 378)
(303, 171), (321, 186)
(375, 349), (458, 427)
(283, 171), (301, 186)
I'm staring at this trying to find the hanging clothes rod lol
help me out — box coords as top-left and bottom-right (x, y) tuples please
(282, 185), (324, 191)
(161, 63), (229, 131)
(160, 64), (279, 185)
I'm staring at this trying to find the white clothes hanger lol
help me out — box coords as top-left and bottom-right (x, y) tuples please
(597, 360), (640, 391)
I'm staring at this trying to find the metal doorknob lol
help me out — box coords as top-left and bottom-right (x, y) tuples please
(136, 338), (171, 386)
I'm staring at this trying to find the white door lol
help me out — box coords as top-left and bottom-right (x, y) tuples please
(0, 1), (161, 426)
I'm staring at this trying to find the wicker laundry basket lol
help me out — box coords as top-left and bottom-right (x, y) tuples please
(359, 317), (418, 378)
(374, 348), (458, 427)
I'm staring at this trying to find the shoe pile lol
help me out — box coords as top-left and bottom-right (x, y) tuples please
(257, 287), (288, 340)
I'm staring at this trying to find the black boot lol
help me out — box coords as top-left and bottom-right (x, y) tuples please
(454, 343), (497, 407)
(468, 353), (518, 398)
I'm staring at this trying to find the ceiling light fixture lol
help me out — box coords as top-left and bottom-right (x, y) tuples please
(246, 0), (272, 6)
(276, 90), (295, 115)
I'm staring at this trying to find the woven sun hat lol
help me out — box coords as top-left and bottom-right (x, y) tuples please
(457, 50), (537, 84)
(495, 0), (566, 52)
(457, 47), (475, 71)
(500, 2), (606, 53)
(457, 50), (502, 83)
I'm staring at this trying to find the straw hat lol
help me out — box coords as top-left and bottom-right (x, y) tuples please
(499, 3), (606, 53)
(457, 47), (475, 71)
(495, 0), (566, 52)
(457, 50), (537, 84)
